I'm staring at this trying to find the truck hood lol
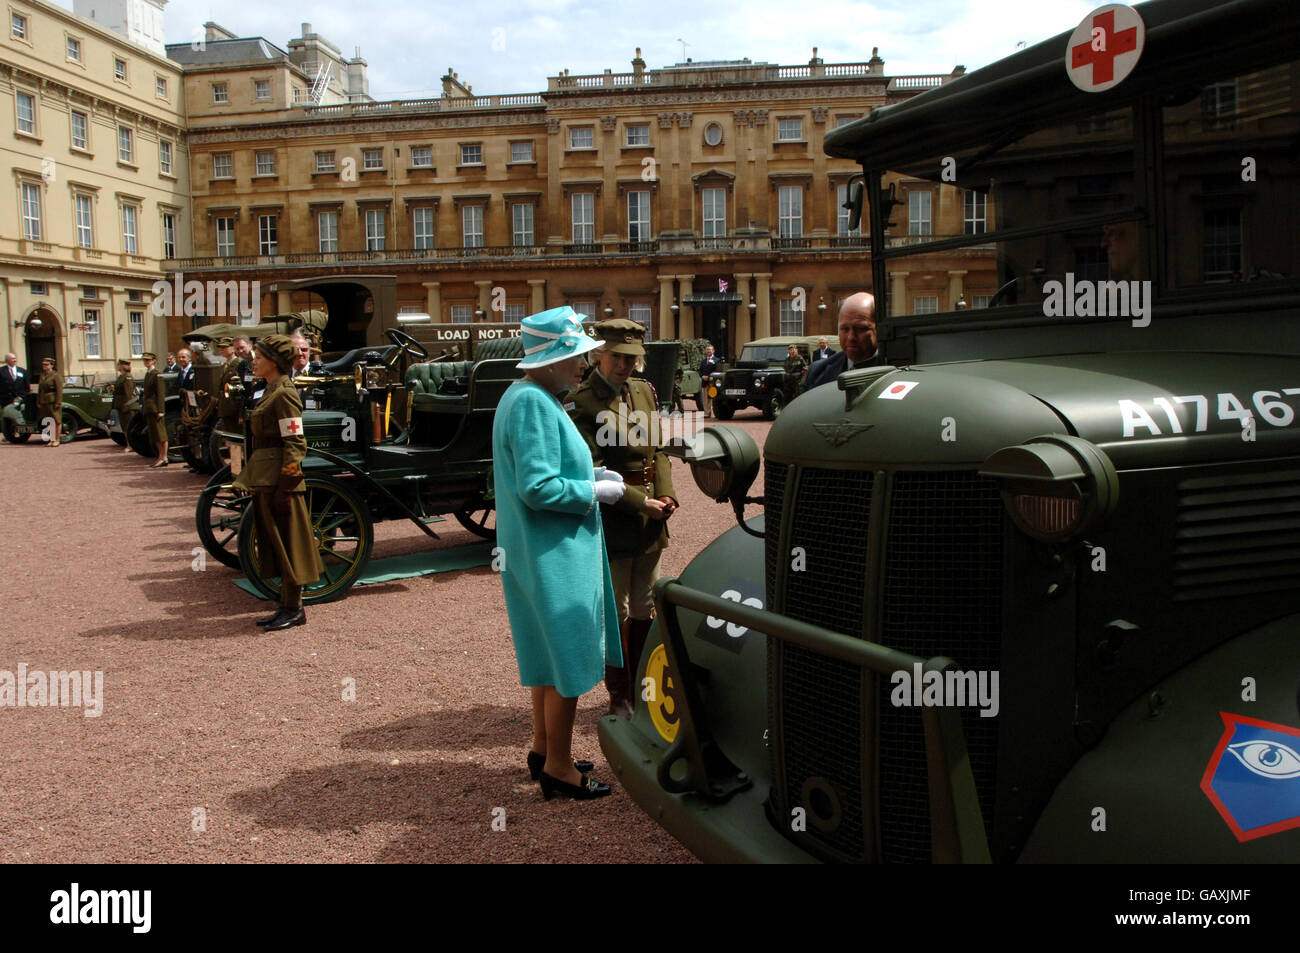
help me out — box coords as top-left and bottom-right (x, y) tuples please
(770, 351), (1300, 470)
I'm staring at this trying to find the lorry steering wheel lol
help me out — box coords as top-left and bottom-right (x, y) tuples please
(385, 327), (430, 363)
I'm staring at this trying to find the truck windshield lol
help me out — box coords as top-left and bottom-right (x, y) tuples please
(739, 346), (796, 362)
(874, 57), (1298, 322)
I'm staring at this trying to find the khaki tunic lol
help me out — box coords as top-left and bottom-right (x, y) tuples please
(233, 375), (323, 587)
(36, 370), (63, 426)
(783, 355), (807, 402)
(569, 372), (677, 560)
(139, 367), (167, 444)
(112, 372), (137, 429)
(217, 356), (243, 430)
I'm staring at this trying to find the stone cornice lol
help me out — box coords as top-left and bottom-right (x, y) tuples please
(186, 110), (547, 145)
(551, 82), (888, 111)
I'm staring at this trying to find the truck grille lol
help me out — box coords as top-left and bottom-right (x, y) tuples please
(766, 463), (1004, 863)
(878, 471), (1004, 863)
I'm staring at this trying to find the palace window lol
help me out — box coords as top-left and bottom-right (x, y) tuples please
(318, 211), (338, 253)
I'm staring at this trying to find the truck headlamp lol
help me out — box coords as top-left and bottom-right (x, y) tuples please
(674, 425), (760, 504)
(979, 435), (1117, 543)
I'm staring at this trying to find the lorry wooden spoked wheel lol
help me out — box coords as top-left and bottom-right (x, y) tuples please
(453, 504), (496, 540)
(236, 473), (373, 605)
(195, 465), (251, 569)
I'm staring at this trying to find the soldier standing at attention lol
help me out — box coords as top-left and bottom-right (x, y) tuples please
(36, 356), (63, 446)
(232, 335), (323, 631)
(783, 344), (807, 405)
(140, 352), (168, 467)
(569, 318), (678, 719)
(215, 337), (244, 473)
(111, 358), (136, 454)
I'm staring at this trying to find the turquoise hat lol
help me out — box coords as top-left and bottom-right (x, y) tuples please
(516, 306), (602, 369)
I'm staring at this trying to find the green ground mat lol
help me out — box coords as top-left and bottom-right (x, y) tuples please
(233, 541), (495, 598)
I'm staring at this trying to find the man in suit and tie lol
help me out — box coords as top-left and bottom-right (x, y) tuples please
(289, 332), (311, 379)
(805, 292), (884, 391)
(1, 353), (29, 405)
(811, 337), (835, 363)
(698, 343), (721, 417)
(163, 353), (179, 374)
(176, 348), (196, 392)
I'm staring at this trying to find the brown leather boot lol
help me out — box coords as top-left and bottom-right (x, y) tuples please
(606, 620), (634, 719)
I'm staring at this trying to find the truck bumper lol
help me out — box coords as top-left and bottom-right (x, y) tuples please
(599, 713), (817, 864)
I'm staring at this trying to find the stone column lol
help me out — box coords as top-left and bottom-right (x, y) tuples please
(475, 280), (493, 321)
(527, 278), (546, 314)
(891, 271), (910, 316)
(733, 273), (752, 351)
(947, 270), (967, 310)
(753, 273), (772, 339)
(657, 275), (675, 340)
(677, 274), (695, 340)
(423, 281), (442, 321)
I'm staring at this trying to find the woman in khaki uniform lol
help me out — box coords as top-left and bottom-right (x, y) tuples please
(140, 351), (168, 467)
(233, 335), (323, 631)
(214, 337), (244, 472)
(36, 357), (63, 446)
(111, 359), (136, 454)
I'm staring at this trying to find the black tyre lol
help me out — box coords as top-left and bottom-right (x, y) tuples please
(60, 411), (79, 443)
(195, 465), (251, 569)
(713, 399), (735, 421)
(1, 418), (30, 443)
(126, 413), (153, 456)
(237, 473), (374, 605)
(763, 392), (785, 421)
(454, 505), (497, 540)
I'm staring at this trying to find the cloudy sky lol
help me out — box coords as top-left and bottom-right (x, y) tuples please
(61, 0), (1099, 99)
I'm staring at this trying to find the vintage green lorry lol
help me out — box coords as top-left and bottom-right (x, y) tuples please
(599, 0), (1300, 862)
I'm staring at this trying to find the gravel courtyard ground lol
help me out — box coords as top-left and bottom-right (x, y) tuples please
(0, 412), (772, 864)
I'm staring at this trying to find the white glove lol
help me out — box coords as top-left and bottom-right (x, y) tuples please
(595, 480), (624, 504)
(593, 466), (624, 484)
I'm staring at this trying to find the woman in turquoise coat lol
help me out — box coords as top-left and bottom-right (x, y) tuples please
(493, 307), (624, 801)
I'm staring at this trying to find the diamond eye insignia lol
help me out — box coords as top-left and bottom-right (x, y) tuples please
(1226, 740), (1300, 779)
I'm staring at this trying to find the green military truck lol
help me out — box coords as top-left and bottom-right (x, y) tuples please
(600, 0), (1300, 862)
(713, 335), (833, 420)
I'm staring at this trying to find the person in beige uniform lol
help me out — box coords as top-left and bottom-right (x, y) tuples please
(140, 352), (168, 467)
(568, 318), (678, 718)
(214, 337), (244, 473)
(36, 357), (63, 446)
(111, 359), (136, 454)
(233, 335), (323, 631)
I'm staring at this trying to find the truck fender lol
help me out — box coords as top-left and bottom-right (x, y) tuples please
(1019, 610), (1300, 862)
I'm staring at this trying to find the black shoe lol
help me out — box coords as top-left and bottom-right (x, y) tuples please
(539, 770), (612, 801)
(256, 611), (284, 627)
(264, 608), (306, 631)
(527, 750), (594, 781)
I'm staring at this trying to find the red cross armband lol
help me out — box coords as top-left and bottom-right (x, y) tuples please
(278, 416), (304, 438)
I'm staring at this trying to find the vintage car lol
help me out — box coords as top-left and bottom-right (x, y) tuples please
(1, 378), (115, 443)
(711, 335), (837, 420)
(196, 330), (521, 602)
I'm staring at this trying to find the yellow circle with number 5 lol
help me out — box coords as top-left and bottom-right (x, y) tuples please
(644, 643), (680, 743)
